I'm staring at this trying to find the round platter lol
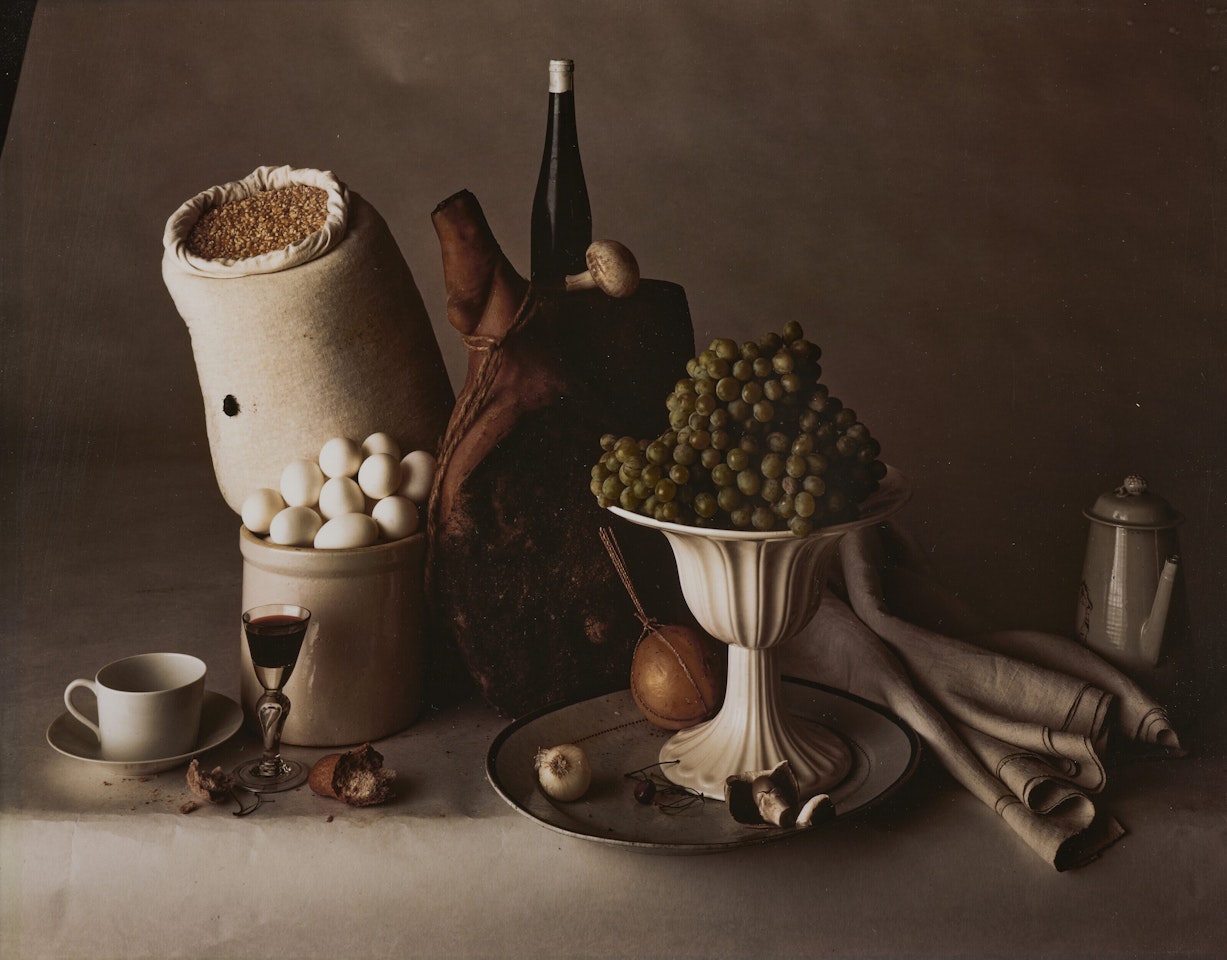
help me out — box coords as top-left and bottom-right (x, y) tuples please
(486, 678), (919, 855)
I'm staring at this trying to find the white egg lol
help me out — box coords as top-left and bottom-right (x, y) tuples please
(398, 449), (437, 503)
(268, 506), (323, 547)
(280, 459), (326, 507)
(318, 436), (363, 479)
(241, 487), (286, 534)
(314, 513), (379, 550)
(318, 476), (366, 520)
(371, 496), (420, 541)
(357, 453), (402, 500)
(361, 431), (401, 461)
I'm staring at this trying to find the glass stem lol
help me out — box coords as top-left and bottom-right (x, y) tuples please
(254, 689), (290, 777)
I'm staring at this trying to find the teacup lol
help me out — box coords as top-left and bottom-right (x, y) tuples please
(64, 652), (207, 761)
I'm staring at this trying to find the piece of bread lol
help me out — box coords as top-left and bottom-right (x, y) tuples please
(308, 742), (395, 806)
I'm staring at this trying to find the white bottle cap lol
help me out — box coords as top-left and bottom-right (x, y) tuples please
(548, 59), (574, 93)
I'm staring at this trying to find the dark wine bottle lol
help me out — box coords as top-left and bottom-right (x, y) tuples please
(530, 59), (592, 285)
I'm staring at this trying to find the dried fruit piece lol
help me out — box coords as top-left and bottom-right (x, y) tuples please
(308, 743), (396, 807)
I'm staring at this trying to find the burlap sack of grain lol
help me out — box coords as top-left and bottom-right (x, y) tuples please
(162, 165), (454, 513)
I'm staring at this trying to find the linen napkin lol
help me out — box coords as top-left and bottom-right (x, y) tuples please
(780, 520), (1182, 871)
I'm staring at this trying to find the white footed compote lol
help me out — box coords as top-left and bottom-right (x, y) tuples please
(610, 466), (909, 801)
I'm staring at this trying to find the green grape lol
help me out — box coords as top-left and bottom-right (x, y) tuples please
(673, 442), (697, 466)
(785, 455), (807, 479)
(600, 433), (618, 451)
(641, 464), (662, 486)
(788, 516), (814, 537)
(760, 478), (782, 503)
(782, 320), (804, 343)
(711, 463), (735, 488)
(699, 447), (723, 469)
(645, 440), (671, 465)
(716, 376), (740, 402)
(632, 478), (652, 500)
(737, 470), (762, 497)
(657, 501), (680, 522)
(791, 433), (814, 456)
(690, 429), (712, 450)
(711, 337), (739, 361)
(741, 380), (763, 404)
(771, 351), (795, 375)
(727, 398), (751, 422)
(794, 491), (816, 518)
(751, 506), (775, 531)
(725, 447), (750, 472)
(732, 359), (755, 381)
(765, 431), (790, 453)
(668, 463), (690, 485)
(729, 506), (753, 528)
(752, 357), (773, 379)
(802, 475), (826, 497)
(760, 331), (783, 352)
(752, 400), (775, 423)
(710, 429), (732, 451)
(706, 356), (731, 379)
(695, 393), (717, 416)
(693, 492), (718, 519)
(619, 487), (640, 511)
(655, 478), (677, 502)
(716, 486), (742, 513)
(760, 453), (784, 479)
(590, 478), (605, 497)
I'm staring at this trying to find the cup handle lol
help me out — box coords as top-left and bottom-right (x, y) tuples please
(64, 679), (101, 742)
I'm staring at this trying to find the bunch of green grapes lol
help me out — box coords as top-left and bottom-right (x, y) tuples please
(590, 321), (886, 536)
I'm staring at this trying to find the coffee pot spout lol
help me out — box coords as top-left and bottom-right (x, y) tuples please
(1139, 555), (1180, 664)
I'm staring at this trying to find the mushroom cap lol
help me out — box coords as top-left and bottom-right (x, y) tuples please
(585, 239), (640, 298)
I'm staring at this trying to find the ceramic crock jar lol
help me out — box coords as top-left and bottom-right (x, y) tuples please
(239, 528), (425, 746)
(1075, 474), (1188, 694)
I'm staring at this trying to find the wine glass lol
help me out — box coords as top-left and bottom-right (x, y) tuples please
(233, 603), (311, 792)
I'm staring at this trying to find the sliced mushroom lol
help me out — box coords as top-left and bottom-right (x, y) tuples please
(725, 759), (833, 829)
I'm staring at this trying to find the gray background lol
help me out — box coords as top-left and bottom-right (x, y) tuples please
(6, 1), (1222, 651)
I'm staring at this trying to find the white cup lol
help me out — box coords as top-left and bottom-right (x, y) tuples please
(64, 652), (207, 761)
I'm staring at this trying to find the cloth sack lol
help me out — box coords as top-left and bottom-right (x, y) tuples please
(162, 165), (454, 513)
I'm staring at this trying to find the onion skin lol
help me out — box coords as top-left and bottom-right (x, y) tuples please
(630, 623), (726, 730)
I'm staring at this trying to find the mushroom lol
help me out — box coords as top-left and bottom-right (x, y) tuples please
(725, 760), (835, 829)
(564, 239), (640, 298)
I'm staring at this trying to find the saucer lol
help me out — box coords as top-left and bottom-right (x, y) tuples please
(46, 690), (244, 776)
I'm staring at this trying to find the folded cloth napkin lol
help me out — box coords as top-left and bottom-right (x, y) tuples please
(780, 520), (1183, 871)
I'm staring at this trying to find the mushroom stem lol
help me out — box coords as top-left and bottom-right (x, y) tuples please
(564, 270), (600, 292)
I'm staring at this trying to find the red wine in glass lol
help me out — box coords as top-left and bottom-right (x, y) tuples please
(235, 603), (311, 792)
(245, 613), (308, 690)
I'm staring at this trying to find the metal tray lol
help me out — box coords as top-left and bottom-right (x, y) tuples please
(486, 678), (919, 854)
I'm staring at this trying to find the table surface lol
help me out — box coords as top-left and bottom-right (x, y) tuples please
(4, 2), (1226, 958)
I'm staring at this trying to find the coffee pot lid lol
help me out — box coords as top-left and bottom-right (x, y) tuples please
(1085, 474), (1182, 528)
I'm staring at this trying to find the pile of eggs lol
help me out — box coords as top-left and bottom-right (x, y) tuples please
(240, 432), (437, 549)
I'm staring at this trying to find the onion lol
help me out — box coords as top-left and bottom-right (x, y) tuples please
(534, 744), (592, 802)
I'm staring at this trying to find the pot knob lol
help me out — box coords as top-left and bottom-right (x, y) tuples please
(1085, 474), (1182, 529)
